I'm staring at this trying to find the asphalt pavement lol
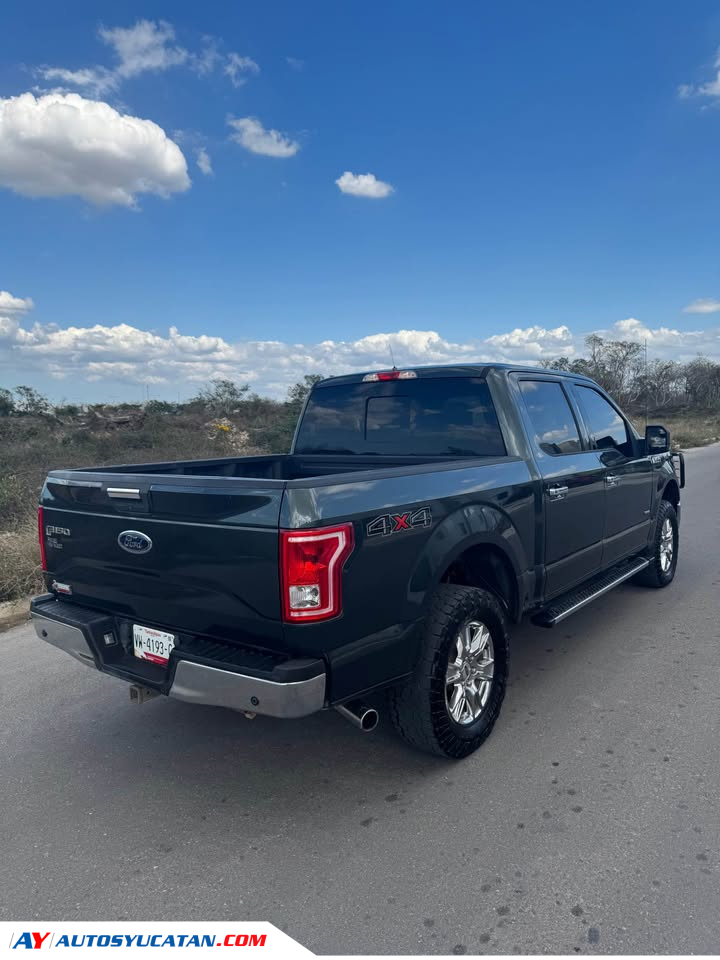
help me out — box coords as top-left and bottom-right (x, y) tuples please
(1, 444), (718, 954)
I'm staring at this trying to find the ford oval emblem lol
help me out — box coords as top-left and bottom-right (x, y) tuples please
(118, 530), (153, 554)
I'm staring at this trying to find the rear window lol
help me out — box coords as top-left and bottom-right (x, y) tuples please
(294, 378), (506, 457)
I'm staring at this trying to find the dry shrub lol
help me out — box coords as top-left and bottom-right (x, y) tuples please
(662, 414), (720, 449)
(0, 520), (43, 602)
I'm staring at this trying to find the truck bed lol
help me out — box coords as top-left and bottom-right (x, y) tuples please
(68, 452), (495, 482)
(40, 452), (526, 667)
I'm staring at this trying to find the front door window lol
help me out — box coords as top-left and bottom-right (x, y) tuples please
(575, 387), (632, 457)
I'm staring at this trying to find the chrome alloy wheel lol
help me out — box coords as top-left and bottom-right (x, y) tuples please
(660, 517), (674, 572)
(445, 619), (495, 726)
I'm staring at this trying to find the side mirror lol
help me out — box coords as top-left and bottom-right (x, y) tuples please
(645, 424), (670, 454)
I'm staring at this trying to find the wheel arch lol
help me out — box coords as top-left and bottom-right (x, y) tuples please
(409, 504), (528, 623)
(661, 477), (680, 509)
(440, 542), (520, 622)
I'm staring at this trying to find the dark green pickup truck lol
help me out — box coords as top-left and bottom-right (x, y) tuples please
(31, 363), (684, 758)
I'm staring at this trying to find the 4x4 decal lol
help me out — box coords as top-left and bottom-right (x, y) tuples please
(366, 507), (432, 537)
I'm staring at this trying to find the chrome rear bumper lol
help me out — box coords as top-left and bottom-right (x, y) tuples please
(168, 660), (325, 718)
(30, 597), (326, 719)
(32, 612), (97, 669)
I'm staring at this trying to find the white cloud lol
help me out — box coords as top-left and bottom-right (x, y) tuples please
(607, 317), (712, 353)
(0, 291), (34, 313)
(38, 21), (188, 95)
(335, 171), (394, 198)
(37, 66), (117, 97)
(678, 46), (720, 98)
(485, 324), (574, 356)
(99, 19), (189, 79)
(224, 53), (260, 87)
(192, 39), (222, 76)
(0, 315), (20, 340)
(0, 92), (190, 207)
(196, 147), (212, 176)
(228, 117), (299, 158)
(683, 298), (720, 314)
(5, 300), (720, 401)
(286, 57), (304, 71)
(36, 21), (255, 95)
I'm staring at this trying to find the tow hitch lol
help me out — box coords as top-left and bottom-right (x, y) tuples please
(129, 685), (160, 705)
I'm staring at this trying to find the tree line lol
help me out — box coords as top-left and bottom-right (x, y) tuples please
(0, 374), (324, 419)
(541, 334), (720, 412)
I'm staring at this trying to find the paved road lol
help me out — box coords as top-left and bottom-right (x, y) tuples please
(2, 445), (719, 955)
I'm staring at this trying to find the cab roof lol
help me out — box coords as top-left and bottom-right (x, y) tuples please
(315, 362), (598, 388)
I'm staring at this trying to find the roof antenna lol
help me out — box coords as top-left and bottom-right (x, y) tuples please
(388, 339), (397, 371)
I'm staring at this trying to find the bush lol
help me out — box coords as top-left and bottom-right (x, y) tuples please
(0, 520), (42, 602)
(0, 388), (15, 416)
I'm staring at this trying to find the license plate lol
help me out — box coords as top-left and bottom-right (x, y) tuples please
(133, 624), (176, 666)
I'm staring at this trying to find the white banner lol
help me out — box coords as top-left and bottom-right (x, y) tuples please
(0, 924), (312, 959)
(0, 933), (691, 960)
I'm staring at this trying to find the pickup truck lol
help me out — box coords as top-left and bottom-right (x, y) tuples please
(31, 364), (684, 758)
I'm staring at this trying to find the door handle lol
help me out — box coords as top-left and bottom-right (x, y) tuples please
(605, 474), (620, 486)
(546, 484), (569, 501)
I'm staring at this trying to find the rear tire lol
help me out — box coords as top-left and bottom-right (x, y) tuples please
(388, 584), (509, 759)
(634, 499), (678, 588)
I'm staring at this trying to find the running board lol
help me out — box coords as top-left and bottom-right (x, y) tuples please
(532, 557), (650, 628)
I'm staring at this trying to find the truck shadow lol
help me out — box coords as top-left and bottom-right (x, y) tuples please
(37, 579), (664, 830)
(6, 573), (692, 930)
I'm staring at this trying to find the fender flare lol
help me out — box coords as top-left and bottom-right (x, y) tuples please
(408, 503), (529, 620)
(657, 475), (680, 510)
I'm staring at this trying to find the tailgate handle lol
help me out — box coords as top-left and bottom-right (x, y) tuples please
(107, 487), (141, 500)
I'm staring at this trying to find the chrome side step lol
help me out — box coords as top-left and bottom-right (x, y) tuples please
(532, 557), (650, 628)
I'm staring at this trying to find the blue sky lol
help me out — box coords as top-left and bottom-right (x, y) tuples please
(2, 0), (720, 401)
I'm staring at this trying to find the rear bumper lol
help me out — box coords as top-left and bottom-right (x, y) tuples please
(168, 660), (325, 717)
(30, 596), (326, 719)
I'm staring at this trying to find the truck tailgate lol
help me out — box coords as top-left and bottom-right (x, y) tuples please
(40, 473), (286, 648)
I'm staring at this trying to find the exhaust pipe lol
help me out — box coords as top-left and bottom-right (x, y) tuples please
(335, 700), (379, 732)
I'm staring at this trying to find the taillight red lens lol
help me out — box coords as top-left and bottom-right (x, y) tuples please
(280, 524), (354, 622)
(38, 506), (48, 571)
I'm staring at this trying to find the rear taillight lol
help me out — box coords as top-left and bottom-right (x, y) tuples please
(280, 524), (354, 623)
(38, 506), (47, 571)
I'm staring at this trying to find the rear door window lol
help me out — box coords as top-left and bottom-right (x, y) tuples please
(519, 380), (582, 456)
(295, 378), (506, 457)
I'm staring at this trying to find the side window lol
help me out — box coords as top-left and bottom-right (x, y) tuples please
(576, 386), (633, 457)
(519, 380), (581, 456)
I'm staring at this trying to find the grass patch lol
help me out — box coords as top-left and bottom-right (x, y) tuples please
(661, 414), (720, 449)
(0, 519), (43, 602)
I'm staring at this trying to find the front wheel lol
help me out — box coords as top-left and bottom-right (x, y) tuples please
(388, 584), (509, 759)
(634, 499), (679, 588)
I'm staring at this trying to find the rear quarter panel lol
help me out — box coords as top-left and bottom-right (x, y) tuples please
(281, 458), (536, 700)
